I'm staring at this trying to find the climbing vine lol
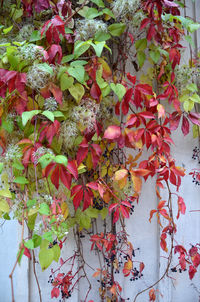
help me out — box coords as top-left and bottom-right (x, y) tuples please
(0, 0), (200, 301)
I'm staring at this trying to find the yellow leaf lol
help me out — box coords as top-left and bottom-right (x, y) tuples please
(114, 169), (128, 189)
(86, 153), (93, 171)
(61, 202), (69, 219)
(100, 165), (108, 178)
(0, 199), (9, 212)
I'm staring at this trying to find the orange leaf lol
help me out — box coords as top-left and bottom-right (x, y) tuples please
(149, 288), (156, 301)
(122, 259), (133, 277)
(131, 174), (142, 194)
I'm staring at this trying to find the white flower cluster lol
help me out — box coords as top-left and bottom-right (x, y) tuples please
(5, 144), (22, 162)
(17, 24), (34, 42)
(112, 0), (141, 20)
(71, 98), (99, 131)
(61, 121), (79, 150)
(44, 97), (58, 111)
(75, 19), (108, 41)
(18, 44), (43, 61)
(27, 64), (52, 90)
(32, 147), (54, 165)
(97, 97), (113, 123)
(174, 65), (200, 94)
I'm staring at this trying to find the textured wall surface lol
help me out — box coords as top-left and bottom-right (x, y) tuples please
(0, 1), (200, 301)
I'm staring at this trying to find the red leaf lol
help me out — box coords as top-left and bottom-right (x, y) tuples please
(45, 162), (56, 177)
(73, 189), (83, 210)
(87, 182), (98, 190)
(77, 139), (88, 165)
(51, 165), (60, 189)
(139, 111), (155, 119)
(163, 0), (179, 7)
(136, 84), (153, 95)
(90, 82), (101, 101)
(147, 24), (156, 41)
(60, 166), (72, 190)
(127, 74), (136, 85)
(189, 265), (197, 280)
(83, 189), (93, 211)
(49, 83), (62, 104)
(176, 196), (186, 219)
(140, 18), (150, 30)
(67, 160), (78, 179)
(188, 112), (200, 126)
(48, 44), (62, 64)
(24, 247), (31, 259)
(181, 115), (190, 136)
(103, 125), (121, 140)
(120, 205), (129, 218)
(51, 287), (60, 298)
(192, 253), (200, 268)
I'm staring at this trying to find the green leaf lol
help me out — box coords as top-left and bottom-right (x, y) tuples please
(69, 83), (85, 103)
(38, 153), (55, 169)
(55, 155), (68, 166)
(28, 213), (37, 231)
(0, 163), (3, 174)
(188, 23), (200, 33)
(12, 161), (24, 170)
(3, 213), (11, 220)
(22, 110), (41, 127)
(102, 8), (115, 18)
(27, 199), (37, 208)
(80, 213), (91, 229)
(43, 231), (53, 243)
(149, 50), (160, 63)
(135, 38), (147, 51)
(60, 73), (74, 91)
(108, 23), (126, 37)
(24, 239), (34, 249)
(61, 54), (74, 63)
(92, 41), (106, 57)
(185, 35), (195, 48)
(2, 120), (14, 133)
(190, 93), (200, 103)
(193, 124), (200, 138)
(86, 207), (99, 218)
(11, 8), (23, 21)
(90, 0), (105, 7)
(137, 51), (146, 68)
(94, 31), (111, 42)
(37, 63), (53, 75)
(85, 7), (103, 19)
(183, 100), (194, 112)
(39, 247), (54, 271)
(42, 111), (55, 122)
(68, 65), (85, 83)
(100, 208), (108, 220)
(74, 41), (91, 59)
(39, 203), (50, 215)
(3, 26), (13, 34)
(52, 244), (60, 262)
(33, 234), (42, 248)
(110, 83), (126, 101)
(13, 176), (29, 184)
(0, 199), (9, 213)
(30, 30), (41, 42)
(70, 60), (88, 67)
(186, 83), (197, 92)
(53, 111), (65, 118)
